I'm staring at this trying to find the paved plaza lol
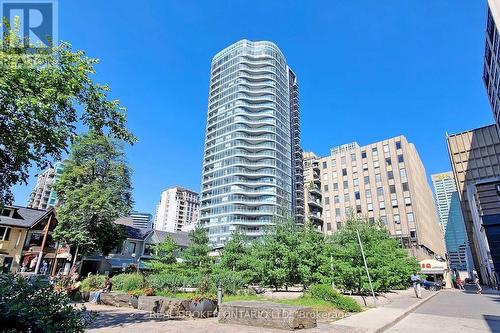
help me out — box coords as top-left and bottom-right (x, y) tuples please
(84, 286), (500, 332)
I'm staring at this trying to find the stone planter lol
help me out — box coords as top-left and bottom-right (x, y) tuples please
(70, 291), (82, 302)
(81, 291), (90, 302)
(100, 292), (133, 307)
(137, 296), (190, 317)
(188, 299), (217, 318)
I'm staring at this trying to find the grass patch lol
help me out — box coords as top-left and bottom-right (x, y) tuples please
(222, 294), (266, 302)
(154, 290), (197, 299)
(277, 296), (339, 312)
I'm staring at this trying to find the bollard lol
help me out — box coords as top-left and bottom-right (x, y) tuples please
(217, 286), (223, 315)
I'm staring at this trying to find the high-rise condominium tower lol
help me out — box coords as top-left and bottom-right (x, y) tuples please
(303, 136), (446, 260)
(27, 161), (64, 210)
(154, 186), (199, 233)
(199, 40), (303, 247)
(431, 172), (470, 270)
(484, 0), (500, 129)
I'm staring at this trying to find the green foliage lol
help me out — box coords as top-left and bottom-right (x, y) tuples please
(296, 223), (328, 288)
(111, 273), (145, 292)
(217, 232), (257, 284)
(321, 217), (419, 293)
(0, 18), (135, 205)
(277, 296), (344, 312)
(80, 274), (107, 291)
(146, 273), (201, 292)
(309, 284), (362, 312)
(250, 217), (325, 290)
(211, 269), (253, 295)
(0, 274), (94, 332)
(53, 132), (132, 255)
(146, 235), (178, 272)
(181, 227), (212, 272)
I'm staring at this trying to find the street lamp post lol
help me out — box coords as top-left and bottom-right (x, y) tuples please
(356, 228), (376, 307)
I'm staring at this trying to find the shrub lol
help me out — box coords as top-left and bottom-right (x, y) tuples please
(0, 274), (94, 332)
(80, 274), (106, 291)
(111, 273), (145, 292)
(211, 270), (252, 295)
(309, 284), (362, 312)
(147, 273), (184, 291)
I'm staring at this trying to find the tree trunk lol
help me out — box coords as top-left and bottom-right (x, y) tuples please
(71, 245), (79, 270)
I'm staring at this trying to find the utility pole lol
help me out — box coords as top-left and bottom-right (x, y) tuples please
(356, 228), (376, 307)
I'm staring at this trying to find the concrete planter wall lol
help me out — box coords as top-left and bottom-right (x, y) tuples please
(188, 299), (217, 318)
(219, 301), (317, 331)
(138, 296), (191, 317)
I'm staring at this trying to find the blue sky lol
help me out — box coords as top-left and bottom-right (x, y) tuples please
(11, 0), (494, 214)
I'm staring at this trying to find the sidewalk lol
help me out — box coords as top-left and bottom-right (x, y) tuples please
(328, 289), (439, 333)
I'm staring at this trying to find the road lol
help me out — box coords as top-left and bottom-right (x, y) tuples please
(387, 286), (500, 333)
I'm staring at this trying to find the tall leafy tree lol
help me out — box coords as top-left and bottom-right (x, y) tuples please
(146, 235), (179, 273)
(321, 217), (419, 293)
(297, 223), (327, 288)
(181, 227), (212, 272)
(251, 217), (302, 290)
(52, 132), (132, 256)
(217, 231), (256, 283)
(0, 19), (135, 205)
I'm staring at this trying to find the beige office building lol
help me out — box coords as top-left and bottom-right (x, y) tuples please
(447, 124), (500, 285)
(304, 136), (445, 260)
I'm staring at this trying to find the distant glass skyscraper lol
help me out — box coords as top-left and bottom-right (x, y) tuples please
(431, 172), (470, 270)
(199, 40), (303, 247)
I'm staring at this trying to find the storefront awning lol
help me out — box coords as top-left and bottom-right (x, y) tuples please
(419, 259), (448, 275)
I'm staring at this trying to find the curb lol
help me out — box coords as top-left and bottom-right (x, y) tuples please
(375, 290), (441, 333)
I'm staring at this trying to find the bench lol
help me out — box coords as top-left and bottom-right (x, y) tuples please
(218, 301), (317, 330)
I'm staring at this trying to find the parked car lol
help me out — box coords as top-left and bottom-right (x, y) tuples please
(420, 280), (443, 291)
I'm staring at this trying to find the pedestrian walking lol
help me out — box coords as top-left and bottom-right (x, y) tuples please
(456, 276), (465, 290)
(411, 272), (422, 298)
(473, 270), (482, 294)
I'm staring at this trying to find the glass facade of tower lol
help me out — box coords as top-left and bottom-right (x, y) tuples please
(484, 0), (500, 128)
(431, 172), (470, 270)
(200, 40), (298, 247)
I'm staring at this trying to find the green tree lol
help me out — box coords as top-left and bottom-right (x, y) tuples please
(251, 217), (302, 290)
(214, 231), (256, 292)
(321, 217), (419, 293)
(52, 132), (132, 256)
(297, 223), (327, 288)
(146, 235), (179, 273)
(181, 227), (212, 272)
(0, 19), (135, 205)
(219, 232), (253, 273)
(250, 217), (326, 290)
